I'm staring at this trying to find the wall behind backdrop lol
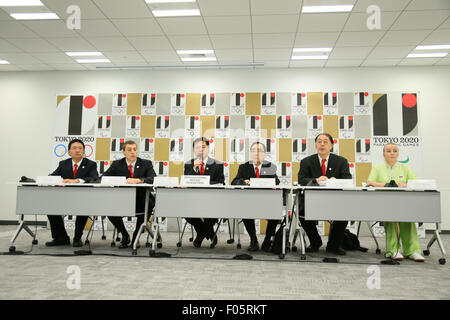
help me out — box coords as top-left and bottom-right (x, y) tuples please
(0, 66), (449, 230)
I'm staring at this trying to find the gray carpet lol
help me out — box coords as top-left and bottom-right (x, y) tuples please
(0, 225), (448, 300)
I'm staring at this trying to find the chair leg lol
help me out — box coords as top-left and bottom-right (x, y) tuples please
(367, 221), (380, 254)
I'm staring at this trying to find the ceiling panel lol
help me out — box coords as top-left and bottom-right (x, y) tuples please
(112, 19), (163, 37)
(46, 63), (88, 70)
(252, 14), (299, 33)
(204, 16), (252, 34)
(0, 53), (43, 64)
(367, 46), (415, 59)
(128, 36), (173, 51)
(15, 64), (54, 71)
(254, 48), (292, 61)
(21, 21), (78, 38)
(0, 9), (13, 21)
(215, 49), (253, 61)
(198, 0), (250, 16)
(294, 32), (340, 47)
(103, 51), (146, 64)
(85, 37), (136, 51)
(405, 0), (450, 11)
(378, 30), (432, 46)
(391, 10), (449, 30)
(210, 34), (253, 49)
(253, 33), (295, 48)
(352, 0), (410, 12)
(168, 35), (212, 50)
(250, 0), (303, 15)
(289, 60), (326, 68)
(92, 0), (153, 19)
(298, 13), (349, 32)
(157, 17), (207, 35)
(420, 29), (450, 45)
(398, 57), (442, 66)
(0, 21), (37, 38)
(76, 19), (122, 37)
(32, 52), (75, 63)
(45, 37), (98, 51)
(435, 57), (450, 65)
(42, 0), (106, 19)
(361, 59), (402, 67)
(7, 38), (59, 53)
(0, 39), (22, 53)
(326, 59), (363, 67)
(140, 50), (181, 63)
(335, 31), (385, 47)
(328, 46), (373, 59)
(343, 12), (401, 31)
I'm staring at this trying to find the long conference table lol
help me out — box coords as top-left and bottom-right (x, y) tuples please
(10, 183), (446, 264)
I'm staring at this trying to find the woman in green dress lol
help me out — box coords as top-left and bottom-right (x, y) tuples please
(366, 143), (425, 262)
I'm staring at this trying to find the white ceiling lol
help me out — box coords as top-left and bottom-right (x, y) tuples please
(0, 0), (449, 71)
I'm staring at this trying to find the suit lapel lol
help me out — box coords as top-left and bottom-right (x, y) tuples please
(327, 154), (335, 178)
(313, 154), (323, 178)
(133, 158), (142, 178)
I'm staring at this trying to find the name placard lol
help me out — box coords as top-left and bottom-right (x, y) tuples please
(101, 176), (127, 185)
(154, 176), (179, 187)
(325, 179), (354, 188)
(181, 175), (210, 186)
(36, 176), (62, 185)
(407, 179), (437, 190)
(250, 178), (276, 188)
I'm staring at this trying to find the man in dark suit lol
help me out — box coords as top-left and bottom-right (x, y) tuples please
(46, 139), (99, 247)
(101, 140), (156, 249)
(298, 133), (352, 255)
(184, 137), (225, 248)
(231, 142), (280, 252)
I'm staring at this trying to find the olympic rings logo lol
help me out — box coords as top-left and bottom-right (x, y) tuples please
(54, 144), (67, 158)
(84, 144), (94, 158)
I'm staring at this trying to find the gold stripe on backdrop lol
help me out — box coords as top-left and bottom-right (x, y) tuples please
(201, 116), (215, 137)
(186, 93), (201, 115)
(278, 138), (292, 162)
(261, 115), (276, 138)
(229, 162), (242, 184)
(307, 92), (323, 115)
(214, 138), (229, 162)
(245, 92), (261, 115)
(169, 161), (184, 181)
(323, 115), (339, 139)
(95, 138), (111, 160)
(154, 138), (170, 161)
(339, 139), (355, 163)
(356, 163), (373, 187)
(140, 115), (155, 137)
(126, 93), (142, 115)
(56, 95), (68, 107)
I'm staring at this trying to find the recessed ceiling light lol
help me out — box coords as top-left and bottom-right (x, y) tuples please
(415, 45), (450, 50)
(10, 12), (59, 20)
(407, 53), (448, 58)
(177, 50), (214, 55)
(181, 57), (217, 62)
(66, 52), (103, 57)
(293, 47), (333, 53)
(76, 59), (111, 63)
(302, 5), (353, 13)
(0, 0), (44, 6)
(0, 60), (10, 64)
(152, 9), (200, 17)
(291, 55), (329, 60)
(146, 0), (196, 3)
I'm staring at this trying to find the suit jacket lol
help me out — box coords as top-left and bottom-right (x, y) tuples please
(184, 157), (225, 185)
(298, 153), (352, 186)
(50, 158), (98, 183)
(231, 160), (280, 185)
(102, 157), (156, 213)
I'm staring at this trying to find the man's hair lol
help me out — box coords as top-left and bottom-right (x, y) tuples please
(250, 141), (266, 153)
(315, 133), (334, 145)
(122, 140), (138, 151)
(193, 137), (210, 148)
(68, 139), (85, 150)
(383, 142), (398, 152)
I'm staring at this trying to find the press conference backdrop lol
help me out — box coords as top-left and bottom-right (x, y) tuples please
(52, 91), (422, 187)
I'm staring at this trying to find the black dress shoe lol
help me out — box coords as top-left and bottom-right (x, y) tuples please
(261, 240), (272, 252)
(193, 234), (204, 248)
(247, 239), (259, 252)
(72, 239), (83, 247)
(45, 238), (70, 247)
(118, 234), (130, 249)
(305, 245), (321, 253)
(326, 246), (346, 255)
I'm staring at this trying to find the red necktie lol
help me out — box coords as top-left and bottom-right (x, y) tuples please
(255, 167), (260, 178)
(200, 162), (205, 175)
(128, 164), (134, 178)
(321, 158), (327, 176)
(73, 164), (78, 179)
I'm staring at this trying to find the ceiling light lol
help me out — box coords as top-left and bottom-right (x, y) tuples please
(291, 55), (329, 60)
(0, 0), (43, 6)
(293, 47), (332, 53)
(302, 5), (353, 13)
(66, 52), (103, 56)
(407, 53), (448, 58)
(146, 0), (196, 3)
(152, 9), (200, 17)
(177, 50), (214, 55)
(76, 59), (111, 63)
(415, 45), (450, 50)
(181, 57), (217, 62)
(0, 60), (10, 64)
(10, 12), (59, 20)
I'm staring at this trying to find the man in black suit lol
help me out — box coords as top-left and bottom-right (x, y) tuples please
(101, 140), (156, 249)
(46, 139), (99, 247)
(231, 142), (280, 252)
(184, 137), (225, 248)
(298, 133), (352, 255)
